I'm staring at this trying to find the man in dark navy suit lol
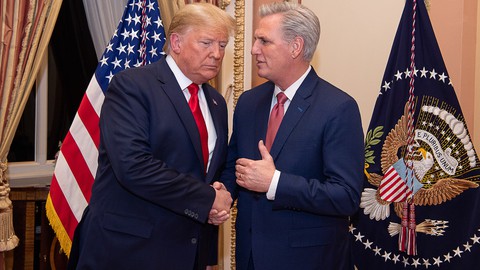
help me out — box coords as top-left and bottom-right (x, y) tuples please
(221, 2), (364, 270)
(68, 3), (235, 270)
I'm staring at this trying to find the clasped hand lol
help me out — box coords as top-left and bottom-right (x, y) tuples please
(209, 181), (232, 225)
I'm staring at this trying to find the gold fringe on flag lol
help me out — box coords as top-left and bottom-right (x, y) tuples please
(45, 194), (72, 257)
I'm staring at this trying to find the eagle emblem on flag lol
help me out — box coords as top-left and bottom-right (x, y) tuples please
(361, 100), (479, 236)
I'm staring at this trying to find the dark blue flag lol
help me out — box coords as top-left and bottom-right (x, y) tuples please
(351, 0), (480, 269)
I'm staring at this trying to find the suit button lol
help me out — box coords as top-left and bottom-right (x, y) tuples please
(191, 238), (197, 244)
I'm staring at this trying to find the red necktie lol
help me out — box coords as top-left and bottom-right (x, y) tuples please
(265, 92), (288, 151)
(188, 83), (209, 171)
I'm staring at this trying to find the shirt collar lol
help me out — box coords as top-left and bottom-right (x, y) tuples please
(166, 55), (195, 90)
(273, 66), (311, 100)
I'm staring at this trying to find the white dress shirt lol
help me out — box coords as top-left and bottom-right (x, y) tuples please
(166, 55), (217, 172)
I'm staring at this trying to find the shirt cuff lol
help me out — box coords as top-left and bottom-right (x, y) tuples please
(266, 170), (281, 200)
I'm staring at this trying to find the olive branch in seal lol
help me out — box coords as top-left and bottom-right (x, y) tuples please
(364, 126), (384, 166)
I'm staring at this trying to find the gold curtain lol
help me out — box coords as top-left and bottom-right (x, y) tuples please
(158, 0), (185, 33)
(0, 0), (63, 251)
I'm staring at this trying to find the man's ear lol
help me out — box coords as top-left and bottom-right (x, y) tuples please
(170, 33), (182, 54)
(290, 36), (304, 59)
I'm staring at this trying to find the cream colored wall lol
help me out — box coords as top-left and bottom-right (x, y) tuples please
(428, 0), (479, 153)
(303, 0), (405, 131)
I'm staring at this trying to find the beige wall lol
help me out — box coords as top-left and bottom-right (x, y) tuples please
(428, 0), (478, 151)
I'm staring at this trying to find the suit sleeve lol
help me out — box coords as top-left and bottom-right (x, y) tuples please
(273, 99), (365, 216)
(100, 71), (215, 223)
(220, 102), (240, 201)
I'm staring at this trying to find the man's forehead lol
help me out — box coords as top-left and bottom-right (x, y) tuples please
(254, 26), (279, 40)
(190, 28), (228, 40)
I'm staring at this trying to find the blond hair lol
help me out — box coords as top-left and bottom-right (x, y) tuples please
(165, 3), (236, 53)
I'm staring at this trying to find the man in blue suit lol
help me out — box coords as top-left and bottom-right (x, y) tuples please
(68, 3), (235, 270)
(221, 2), (364, 270)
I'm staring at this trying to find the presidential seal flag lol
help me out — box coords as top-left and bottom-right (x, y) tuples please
(351, 0), (480, 269)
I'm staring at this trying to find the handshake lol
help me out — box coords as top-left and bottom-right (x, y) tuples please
(208, 181), (232, 225)
(207, 141), (275, 225)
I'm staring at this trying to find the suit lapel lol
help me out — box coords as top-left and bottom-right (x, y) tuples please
(255, 84), (275, 160)
(203, 85), (224, 182)
(269, 69), (318, 159)
(155, 59), (205, 171)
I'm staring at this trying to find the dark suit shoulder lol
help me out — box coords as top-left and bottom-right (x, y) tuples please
(302, 76), (359, 114)
(296, 68), (355, 103)
(105, 61), (172, 109)
(317, 77), (354, 100)
(113, 58), (165, 80)
(237, 81), (274, 104)
(246, 81), (275, 94)
(203, 83), (226, 101)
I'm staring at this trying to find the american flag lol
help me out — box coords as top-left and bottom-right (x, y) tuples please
(46, 0), (165, 255)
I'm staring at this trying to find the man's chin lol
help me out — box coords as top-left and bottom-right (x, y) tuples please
(204, 70), (220, 78)
(256, 70), (268, 79)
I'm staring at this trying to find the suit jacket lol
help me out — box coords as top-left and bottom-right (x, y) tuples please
(68, 57), (228, 270)
(222, 68), (364, 270)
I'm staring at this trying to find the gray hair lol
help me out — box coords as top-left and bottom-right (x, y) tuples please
(259, 2), (320, 62)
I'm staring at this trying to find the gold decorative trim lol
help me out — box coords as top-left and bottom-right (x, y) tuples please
(230, 201), (238, 269)
(232, 0), (245, 108)
(230, 0), (245, 269)
(219, 0), (231, 9)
